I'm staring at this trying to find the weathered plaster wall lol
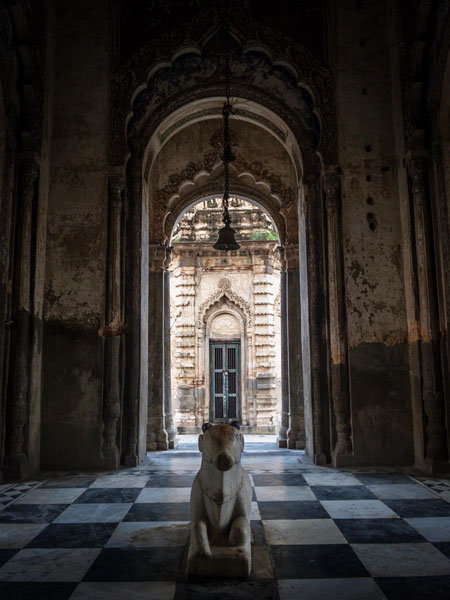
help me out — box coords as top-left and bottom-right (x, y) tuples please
(41, 0), (112, 469)
(335, 0), (413, 465)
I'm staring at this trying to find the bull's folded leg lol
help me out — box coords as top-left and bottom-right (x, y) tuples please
(190, 519), (211, 557)
(228, 516), (250, 547)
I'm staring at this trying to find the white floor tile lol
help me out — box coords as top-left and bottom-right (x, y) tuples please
(321, 500), (399, 519)
(135, 487), (191, 503)
(304, 473), (361, 486)
(0, 524), (47, 549)
(255, 486), (316, 502)
(90, 475), (149, 488)
(405, 517), (450, 541)
(263, 519), (346, 545)
(53, 503), (132, 523)
(15, 488), (85, 504)
(105, 522), (189, 547)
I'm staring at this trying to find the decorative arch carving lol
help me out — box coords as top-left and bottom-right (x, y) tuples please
(111, 14), (336, 167)
(158, 155), (295, 244)
(206, 307), (244, 339)
(197, 287), (252, 330)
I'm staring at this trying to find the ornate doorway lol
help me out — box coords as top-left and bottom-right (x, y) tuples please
(210, 342), (240, 423)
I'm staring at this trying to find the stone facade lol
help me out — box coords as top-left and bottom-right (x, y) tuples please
(170, 199), (281, 433)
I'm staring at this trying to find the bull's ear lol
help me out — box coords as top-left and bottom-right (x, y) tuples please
(202, 423), (212, 433)
(230, 420), (240, 430)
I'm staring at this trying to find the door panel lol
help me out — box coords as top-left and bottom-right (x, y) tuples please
(210, 342), (240, 422)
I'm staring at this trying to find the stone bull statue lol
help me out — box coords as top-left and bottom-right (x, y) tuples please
(187, 421), (252, 577)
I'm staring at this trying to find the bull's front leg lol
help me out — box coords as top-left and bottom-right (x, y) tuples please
(191, 519), (212, 557)
(228, 516), (251, 547)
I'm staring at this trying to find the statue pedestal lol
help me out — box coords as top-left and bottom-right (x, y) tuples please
(187, 541), (251, 578)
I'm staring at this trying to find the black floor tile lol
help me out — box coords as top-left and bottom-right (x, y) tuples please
(355, 473), (413, 485)
(0, 549), (18, 566)
(145, 474), (196, 488)
(251, 520), (267, 545)
(83, 547), (184, 581)
(0, 504), (67, 523)
(0, 582), (77, 600)
(376, 575), (450, 600)
(270, 544), (369, 579)
(335, 518), (426, 543)
(75, 488), (141, 503)
(124, 502), (191, 521)
(383, 498), (450, 518)
(252, 473), (307, 486)
(259, 501), (328, 520)
(41, 477), (96, 488)
(26, 523), (117, 548)
(310, 485), (377, 500)
(175, 580), (280, 600)
(433, 542), (450, 560)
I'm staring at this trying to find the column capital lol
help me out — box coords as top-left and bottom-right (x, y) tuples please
(278, 244), (299, 270)
(149, 244), (172, 271)
(322, 166), (340, 203)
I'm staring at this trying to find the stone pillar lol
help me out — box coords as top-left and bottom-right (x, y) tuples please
(147, 244), (169, 450)
(163, 247), (177, 448)
(323, 168), (353, 465)
(5, 158), (39, 479)
(285, 245), (305, 449)
(123, 165), (142, 466)
(407, 156), (447, 471)
(302, 176), (330, 463)
(277, 247), (289, 447)
(100, 175), (124, 468)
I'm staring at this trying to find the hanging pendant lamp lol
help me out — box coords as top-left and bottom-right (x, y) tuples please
(213, 54), (240, 251)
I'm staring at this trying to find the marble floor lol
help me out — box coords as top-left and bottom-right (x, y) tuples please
(0, 436), (449, 598)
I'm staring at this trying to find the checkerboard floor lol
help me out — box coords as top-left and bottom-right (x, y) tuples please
(0, 439), (450, 599)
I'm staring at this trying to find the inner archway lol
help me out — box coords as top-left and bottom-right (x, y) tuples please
(168, 197), (282, 436)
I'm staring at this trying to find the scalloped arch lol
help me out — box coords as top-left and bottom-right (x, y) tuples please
(111, 17), (336, 167)
(197, 288), (252, 330)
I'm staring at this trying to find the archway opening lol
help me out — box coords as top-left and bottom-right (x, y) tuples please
(168, 196), (282, 441)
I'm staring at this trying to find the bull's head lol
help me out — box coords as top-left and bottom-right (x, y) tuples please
(198, 421), (244, 471)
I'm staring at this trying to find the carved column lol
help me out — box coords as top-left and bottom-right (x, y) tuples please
(163, 246), (177, 448)
(123, 164), (142, 466)
(285, 244), (305, 449)
(147, 245), (169, 450)
(100, 176), (124, 468)
(277, 247), (289, 447)
(407, 156), (447, 470)
(5, 158), (39, 479)
(323, 168), (352, 465)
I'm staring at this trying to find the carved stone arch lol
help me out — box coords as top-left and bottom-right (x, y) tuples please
(111, 15), (336, 167)
(161, 165), (290, 245)
(197, 288), (252, 331)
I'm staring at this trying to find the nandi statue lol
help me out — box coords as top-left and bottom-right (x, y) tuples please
(187, 421), (252, 578)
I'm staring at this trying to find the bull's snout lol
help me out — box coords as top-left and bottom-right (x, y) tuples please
(215, 453), (234, 471)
